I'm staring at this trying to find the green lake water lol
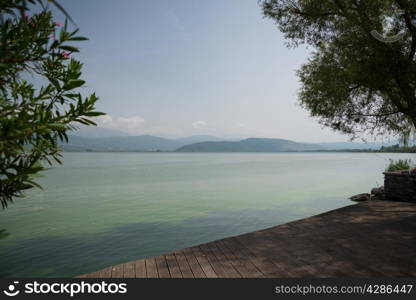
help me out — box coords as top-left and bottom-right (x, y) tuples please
(0, 152), (414, 277)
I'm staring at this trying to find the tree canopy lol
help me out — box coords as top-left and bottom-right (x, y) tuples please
(261, 0), (416, 140)
(0, 0), (104, 208)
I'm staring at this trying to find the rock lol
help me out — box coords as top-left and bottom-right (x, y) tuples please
(371, 186), (384, 200)
(350, 193), (371, 202)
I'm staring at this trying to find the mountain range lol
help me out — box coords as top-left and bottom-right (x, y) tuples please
(176, 138), (324, 152)
(61, 130), (396, 152)
(62, 134), (228, 152)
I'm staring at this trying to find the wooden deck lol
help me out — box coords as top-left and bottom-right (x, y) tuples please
(80, 200), (416, 278)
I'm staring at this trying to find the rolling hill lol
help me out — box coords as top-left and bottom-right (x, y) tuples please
(61, 133), (397, 153)
(62, 135), (182, 152)
(176, 138), (324, 152)
(61, 135), (225, 152)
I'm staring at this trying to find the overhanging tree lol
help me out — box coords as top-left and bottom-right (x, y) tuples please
(0, 0), (104, 208)
(261, 0), (416, 140)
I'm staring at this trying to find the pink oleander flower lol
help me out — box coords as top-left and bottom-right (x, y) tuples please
(23, 12), (29, 18)
(55, 22), (62, 27)
(61, 51), (70, 59)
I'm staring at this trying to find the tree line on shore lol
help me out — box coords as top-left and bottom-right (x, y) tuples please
(379, 144), (416, 153)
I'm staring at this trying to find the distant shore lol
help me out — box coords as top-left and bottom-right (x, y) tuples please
(62, 135), (412, 153)
(62, 149), (416, 153)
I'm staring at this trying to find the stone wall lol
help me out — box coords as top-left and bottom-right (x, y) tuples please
(383, 171), (416, 202)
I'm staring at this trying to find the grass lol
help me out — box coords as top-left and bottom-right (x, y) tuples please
(386, 159), (413, 172)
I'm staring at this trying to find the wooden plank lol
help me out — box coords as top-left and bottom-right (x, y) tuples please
(199, 243), (240, 278)
(237, 232), (318, 277)
(216, 239), (263, 278)
(85, 271), (101, 278)
(135, 260), (146, 278)
(308, 217), (404, 277)
(225, 237), (286, 277)
(110, 264), (124, 278)
(208, 242), (241, 278)
(123, 261), (135, 278)
(219, 239), (264, 277)
(307, 222), (388, 277)
(182, 248), (206, 278)
(255, 227), (326, 277)
(165, 253), (182, 278)
(155, 256), (171, 278)
(98, 267), (112, 278)
(79, 201), (416, 278)
(174, 251), (194, 278)
(145, 258), (158, 278)
(190, 246), (217, 278)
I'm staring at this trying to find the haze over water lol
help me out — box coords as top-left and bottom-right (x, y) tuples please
(0, 152), (413, 277)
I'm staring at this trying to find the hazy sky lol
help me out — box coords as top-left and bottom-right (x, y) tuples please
(57, 0), (360, 142)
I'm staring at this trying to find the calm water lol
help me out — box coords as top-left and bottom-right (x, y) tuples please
(0, 152), (414, 277)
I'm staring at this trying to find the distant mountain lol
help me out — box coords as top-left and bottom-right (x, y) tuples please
(176, 138), (324, 152)
(61, 133), (399, 153)
(174, 135), (228, 144)
(62, 135), (226, 152)
(62, 135), (181, 152)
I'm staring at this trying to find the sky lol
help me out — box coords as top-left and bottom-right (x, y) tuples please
(53, 0), (373, 142)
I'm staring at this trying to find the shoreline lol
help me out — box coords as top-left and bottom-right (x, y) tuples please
(79, 200), (416, 278)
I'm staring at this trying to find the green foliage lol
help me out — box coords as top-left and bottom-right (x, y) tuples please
(261, 0), (416, 139)
(380, 144), (416, 152)
(386, 159), (413, 171)
(0, 0), (104, 209)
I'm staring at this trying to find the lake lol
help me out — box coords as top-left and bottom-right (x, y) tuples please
(0, 152), (414, 277)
